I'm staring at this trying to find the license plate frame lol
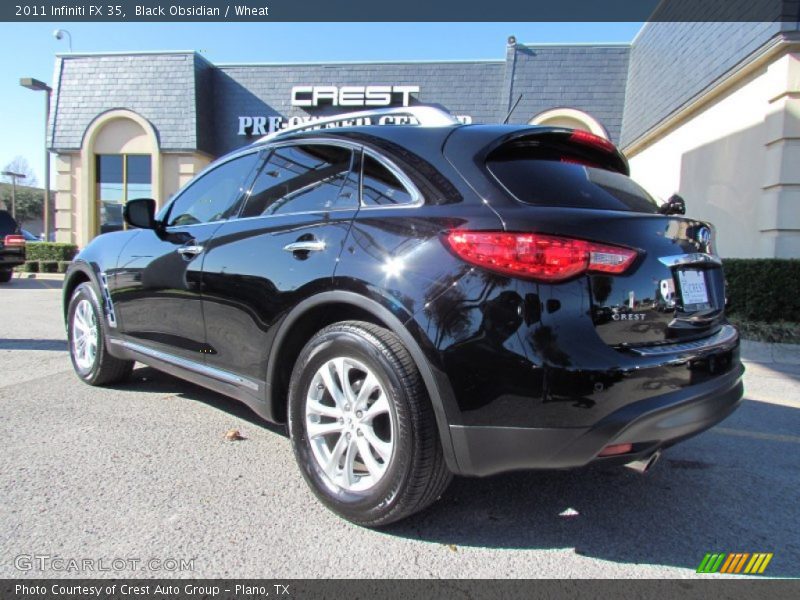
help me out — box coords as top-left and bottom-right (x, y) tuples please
(677, 269), (712, 312)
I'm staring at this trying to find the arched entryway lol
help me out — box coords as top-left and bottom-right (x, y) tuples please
(530, 108), (610, 139)
(79, 109), (161, 242)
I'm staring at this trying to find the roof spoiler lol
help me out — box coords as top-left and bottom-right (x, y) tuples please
(486, 127), (630, 176)
(255, 106), (460, 144)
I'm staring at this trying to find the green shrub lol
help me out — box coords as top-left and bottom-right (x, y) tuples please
(57, 260), (72, 274)
(19, 260), (39, 273)
(729, 318), (800, 344)
(723, 259), (800, 323)
(39, 260), (58, 273)
(25, 242), (78, 262)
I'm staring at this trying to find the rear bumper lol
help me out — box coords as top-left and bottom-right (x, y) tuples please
(0, 252), (25, 269)
(449, 363), (744, 476)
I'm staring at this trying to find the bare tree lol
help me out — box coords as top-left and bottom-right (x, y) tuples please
(1, 157), (42, 224)
(2, 156), (38, 187)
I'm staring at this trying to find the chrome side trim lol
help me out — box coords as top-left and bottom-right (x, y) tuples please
(109, 339), (260, 391)
(627, 324), (738, 357)
(98, 272), (117, 328)
(658, 253), (722, 267)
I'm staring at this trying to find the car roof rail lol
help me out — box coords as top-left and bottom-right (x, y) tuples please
(255, 106), (461, 143)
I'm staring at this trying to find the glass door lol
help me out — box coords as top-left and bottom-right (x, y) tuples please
(95, 154), (152, 235)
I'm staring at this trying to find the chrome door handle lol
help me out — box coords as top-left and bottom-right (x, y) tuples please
(177, 244), (204, 258)
(283, 240), (326, 253)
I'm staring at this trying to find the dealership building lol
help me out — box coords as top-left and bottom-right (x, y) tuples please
(46, 21), (800, 258)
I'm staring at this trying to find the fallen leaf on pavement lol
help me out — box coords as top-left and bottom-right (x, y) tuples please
(224, 428), (246, 441)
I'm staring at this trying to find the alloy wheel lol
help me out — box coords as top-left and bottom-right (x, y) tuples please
(305, 357), (395, 492)
(72, 298), (99, 370)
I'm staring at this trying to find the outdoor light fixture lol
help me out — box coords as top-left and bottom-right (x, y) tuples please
(19, 77), (52, 241)
(53, 29), (73, 52)
(1, 170), (26, 219)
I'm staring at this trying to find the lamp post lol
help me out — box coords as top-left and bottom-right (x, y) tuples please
(53, 29), (73, 52)
(1, 171), (26, 219)
(20, 78), (52, 241)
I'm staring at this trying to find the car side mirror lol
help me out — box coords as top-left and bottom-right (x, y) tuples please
(124, 198), (158, 229)
(659, 194), (686, 216)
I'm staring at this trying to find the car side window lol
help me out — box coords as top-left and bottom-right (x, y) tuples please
(166, 152), (259, 227)
(240, 144), (357, 218)
(361, 154), (416, 206)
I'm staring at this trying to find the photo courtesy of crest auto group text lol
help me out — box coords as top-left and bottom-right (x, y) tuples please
(0, 0), (799, 597)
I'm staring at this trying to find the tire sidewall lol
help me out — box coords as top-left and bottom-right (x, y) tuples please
(288, 327), (414, 522)
(67, 283), (107, 384)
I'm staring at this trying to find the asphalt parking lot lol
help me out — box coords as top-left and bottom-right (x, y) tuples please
(1, 276), (798, 579)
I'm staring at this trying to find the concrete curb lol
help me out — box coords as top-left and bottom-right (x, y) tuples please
(13, 272), (65, 281)
(740, 340), (800, 366)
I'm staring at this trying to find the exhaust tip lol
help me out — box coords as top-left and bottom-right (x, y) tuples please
(624, 450), (662, 475)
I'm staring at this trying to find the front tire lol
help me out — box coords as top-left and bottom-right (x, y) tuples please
(67, 282), (133, 386)
(0, 269), (12, 283)
(288, 321), (452, 526)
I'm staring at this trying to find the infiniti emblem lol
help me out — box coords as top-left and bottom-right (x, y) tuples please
(697, 227), (711, 245)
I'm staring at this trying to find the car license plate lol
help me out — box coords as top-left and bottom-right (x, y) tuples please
(677, 269), (710, 308)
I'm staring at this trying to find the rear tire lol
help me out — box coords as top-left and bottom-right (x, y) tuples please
(0, 269), (12, 283)
(67, 282), (133, 386)
(288, 321), (452, 526)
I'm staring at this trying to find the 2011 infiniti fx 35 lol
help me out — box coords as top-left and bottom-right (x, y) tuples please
(64, 107), (743, 526)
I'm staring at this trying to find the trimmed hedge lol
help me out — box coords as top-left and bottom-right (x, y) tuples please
(25, 242), (78, 262)
(20, 260), (39, 273)
(724, 259), (800, 323)
(57, 260), (72, 273)
(39, 260), (58, 273)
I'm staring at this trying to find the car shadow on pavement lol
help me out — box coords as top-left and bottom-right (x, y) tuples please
(384, 398), (800, 577)
(103, 366), (799, 576)
(5, 277), (63, 290)
(0, 338), (67, 351)
(109, 366), (287, 436)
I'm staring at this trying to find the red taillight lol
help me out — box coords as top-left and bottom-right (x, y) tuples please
(598, 443), (633, 457)
(568, 129), (617, 154)
(444, 231), (637, 282)
(4, 234), (25, 247)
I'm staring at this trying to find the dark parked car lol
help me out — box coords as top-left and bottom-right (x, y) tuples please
(0, 210), (26, 282)
(63, 107), (743, 525)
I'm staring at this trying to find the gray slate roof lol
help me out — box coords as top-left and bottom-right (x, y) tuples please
(50, 52), (214, 154)
(48, 21), (789, 157)
(503, 43), (630, 143)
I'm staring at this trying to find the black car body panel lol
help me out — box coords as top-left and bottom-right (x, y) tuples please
(64, 119), (743, 478)
(0, 210), (26, 270)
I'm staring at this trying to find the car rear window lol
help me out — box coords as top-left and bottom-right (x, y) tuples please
(486, 147), (659, 213)
(0, 210), (18, 235)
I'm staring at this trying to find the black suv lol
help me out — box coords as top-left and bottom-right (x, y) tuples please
(0, 210), (26, 282)
(64, 108), (743, 526)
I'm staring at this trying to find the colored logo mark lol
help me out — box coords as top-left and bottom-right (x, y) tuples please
(697, 552), (773, 574)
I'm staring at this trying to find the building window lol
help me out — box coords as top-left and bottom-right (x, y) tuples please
(95, 154), (152, 234)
